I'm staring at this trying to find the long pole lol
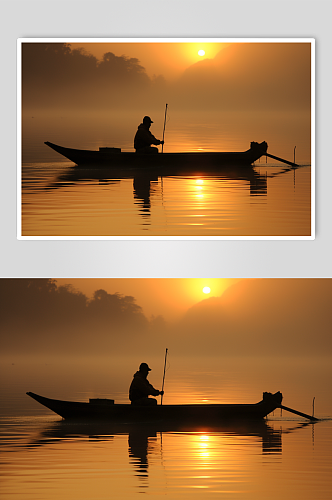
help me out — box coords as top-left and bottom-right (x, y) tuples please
(265, 152), (298, 168)
(279, 404), (319, 421)
(162, 103), (168, 153)
(161, 348), (168, 405)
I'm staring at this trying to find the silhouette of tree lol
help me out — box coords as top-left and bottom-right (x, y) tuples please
(21, 43), (152, 109)
(0, 279), (150, 354)
(87, 289), (148, 328)
(97, 52), (150, 87)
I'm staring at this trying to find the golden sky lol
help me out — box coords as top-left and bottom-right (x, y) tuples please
(22, 41), (311, 114)
(56, 278), (239, 320)
(1, 279), (331, 359)
(73, 42), (228, 80)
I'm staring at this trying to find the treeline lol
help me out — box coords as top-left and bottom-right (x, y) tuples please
(22, 43), (167, 110)
(0, 279), (164, 355)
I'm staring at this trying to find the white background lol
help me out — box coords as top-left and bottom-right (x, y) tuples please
(1, 0), (331, 278)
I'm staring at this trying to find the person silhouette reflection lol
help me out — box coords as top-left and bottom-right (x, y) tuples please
(129, 362), (164, 405)
(134, 116), (164, 153)
(128, 428), (158, 486)
(128, 430), (149, 476)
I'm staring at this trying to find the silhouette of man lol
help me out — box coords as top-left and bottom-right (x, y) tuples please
(134, 116), (164, 153)
(129, 362), (164, 405)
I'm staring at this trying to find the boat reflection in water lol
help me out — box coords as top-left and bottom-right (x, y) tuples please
(127, 421), (284, 481)
(47, 164), (269, 219)
(24, 417), (318, 494)
(29, 420), (284, 459)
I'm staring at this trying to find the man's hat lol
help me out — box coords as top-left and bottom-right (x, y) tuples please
(139, 362), (151, 371)
(143, 116), (153, 124)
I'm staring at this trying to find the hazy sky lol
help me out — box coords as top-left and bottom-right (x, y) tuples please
(22, 41), (311, 113)
(1, 278), (330, 359)
(55, 278), (239, 320)
(73, 42), (228, 80)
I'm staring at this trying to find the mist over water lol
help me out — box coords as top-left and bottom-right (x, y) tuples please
(1, 354), (331, 416)
(22, 108), (310, 162)
(21, 109), (311, 237)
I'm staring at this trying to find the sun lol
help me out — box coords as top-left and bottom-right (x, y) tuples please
(203, 287), (211, 294)
(198, 49), (205, 57)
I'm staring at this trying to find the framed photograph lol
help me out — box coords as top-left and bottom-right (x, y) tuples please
(18, 39), (314, 240)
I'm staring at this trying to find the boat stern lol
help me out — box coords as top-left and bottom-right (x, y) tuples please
(261, 391), (283, 417)
(250, 141), (268, 155)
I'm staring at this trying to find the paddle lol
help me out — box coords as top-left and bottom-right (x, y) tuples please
(265, 152), (299, 168)
(161, 104), (168, 153)
(279, 404), (319, 421)
(160, 348), (168, 405)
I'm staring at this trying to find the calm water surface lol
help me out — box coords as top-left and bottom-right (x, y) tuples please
(20, 112), (312, 237)
(21, 162), (311, 237)
(1, 356), (331, 499)
(1, 417), (331, 500)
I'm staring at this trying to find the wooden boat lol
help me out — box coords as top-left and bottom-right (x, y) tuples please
(44, 141), (268, 169)
(27, 391), (283, 423)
